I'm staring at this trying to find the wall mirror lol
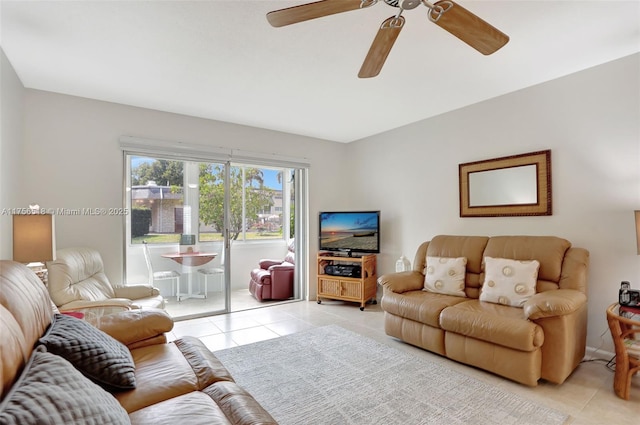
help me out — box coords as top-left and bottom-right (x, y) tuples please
(459, 150), (552, 217)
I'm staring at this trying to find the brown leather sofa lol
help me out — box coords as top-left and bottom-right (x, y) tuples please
(380, 235), (589, 386)
(0, 260), (277, 424)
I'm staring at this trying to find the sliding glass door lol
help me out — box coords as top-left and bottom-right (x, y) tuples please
(123, 152), (304, 320)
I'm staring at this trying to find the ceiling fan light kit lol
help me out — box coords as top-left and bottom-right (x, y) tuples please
(266, 0), (509, 78)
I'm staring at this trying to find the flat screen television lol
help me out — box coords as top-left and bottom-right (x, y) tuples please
(319, 211), (380, 256)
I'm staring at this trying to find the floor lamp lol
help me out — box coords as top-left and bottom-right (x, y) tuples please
(12, 213), (56, 284)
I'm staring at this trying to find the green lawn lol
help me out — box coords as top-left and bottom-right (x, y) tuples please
(132, 232), (282, 244)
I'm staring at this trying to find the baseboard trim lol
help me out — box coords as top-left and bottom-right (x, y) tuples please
(584, 345), (615, 361)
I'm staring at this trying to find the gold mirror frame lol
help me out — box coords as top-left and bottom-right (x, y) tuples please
(459, 150), (552, 217)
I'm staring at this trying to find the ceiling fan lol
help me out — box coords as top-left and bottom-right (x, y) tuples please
(266, 0), (509, 78)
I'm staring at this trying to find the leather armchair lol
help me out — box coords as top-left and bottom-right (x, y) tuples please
(46, 247), (165, 311)
(249, 240), (295, 301)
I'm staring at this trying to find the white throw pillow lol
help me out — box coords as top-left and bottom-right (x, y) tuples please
(480, 257), (540, 308)
(423, 256), (467, 297)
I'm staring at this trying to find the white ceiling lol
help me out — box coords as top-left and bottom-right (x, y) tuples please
(1, 1), (639, 143)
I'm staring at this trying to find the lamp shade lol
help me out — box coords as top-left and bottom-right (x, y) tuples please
(636, 210), (640, 255)
(12, 214), (56, 263)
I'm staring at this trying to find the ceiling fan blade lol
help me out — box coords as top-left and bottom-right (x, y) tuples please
(430, 0), (509, 55)
(359, 16), (405, 79)
(267, 0), (365, 28)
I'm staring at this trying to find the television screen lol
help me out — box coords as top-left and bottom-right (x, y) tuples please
(319, 211), (380, 255)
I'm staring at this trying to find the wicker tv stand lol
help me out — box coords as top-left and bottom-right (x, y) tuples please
(316, 253), (377, 311)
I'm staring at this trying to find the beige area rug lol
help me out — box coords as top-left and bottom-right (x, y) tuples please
(214, 325), (569, 425)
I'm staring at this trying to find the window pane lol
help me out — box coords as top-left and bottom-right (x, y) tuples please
(197, 164), (288, 242)
(130, 156), (184, 244)
(244, 167), (282, 241)
(129, 157), (291, 244)
(198, 163), (225, 242)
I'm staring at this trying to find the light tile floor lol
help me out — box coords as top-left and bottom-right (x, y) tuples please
(163, 289), (286, 319)
(166, 299), (640, 424)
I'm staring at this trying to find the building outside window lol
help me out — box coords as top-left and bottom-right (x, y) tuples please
(128, 157), (291, 244)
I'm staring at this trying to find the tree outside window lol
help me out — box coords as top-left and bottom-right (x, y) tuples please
(199, 165), (277, 241)
(129, 156), (287, 243)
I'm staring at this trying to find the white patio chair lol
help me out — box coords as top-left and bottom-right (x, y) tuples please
(142, 241), (182, 301)
(197, 249), (225, 297)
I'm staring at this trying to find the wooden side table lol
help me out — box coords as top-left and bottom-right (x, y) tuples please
(606, 303), (640, 400)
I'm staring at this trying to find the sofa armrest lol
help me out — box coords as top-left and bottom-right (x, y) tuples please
(58, 298), (134, 312)
(523, 289), (587, 320)
(96, 308), (174, 347)
(378, 271), (424, 294)
(113, 284), (160, 299)
(259, 259), (282, 269)
(269, 264), (294, 285)
(127, 334), (168, 350)
(268, 263), (294, 272)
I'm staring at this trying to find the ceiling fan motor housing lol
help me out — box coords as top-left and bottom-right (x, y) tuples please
(384, 0), (422, 9)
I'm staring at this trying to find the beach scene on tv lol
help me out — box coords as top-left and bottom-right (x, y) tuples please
(319, 212), (379, 252)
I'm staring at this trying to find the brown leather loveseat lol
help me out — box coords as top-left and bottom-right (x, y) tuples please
(380, 235), (589, 386)
(0, 260), (276, 424)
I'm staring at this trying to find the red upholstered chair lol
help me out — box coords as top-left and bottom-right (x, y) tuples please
(249, 240), (294, 301)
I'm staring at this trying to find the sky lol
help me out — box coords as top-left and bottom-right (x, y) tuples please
(262, 169), (280, 189)
(131, 157), (283, 189)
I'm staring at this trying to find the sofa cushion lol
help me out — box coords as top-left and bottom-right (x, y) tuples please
(480, 257), (539, 307)
(425, 235), (489, 275)
(250, 268), (272, 285)
(381, 290), (468, 328)
(116, 336), (235, 413)
(482, 236), (570, 285)
(440, 300), (544, 351)
(128, 383), (278, 425)
(0, 262), (55, 400)
(423, 256), (467, 297)
(46, 247), (116, 307)
(128, 391), (230, 425)
(203, 381), (278, 425)
(0, 346), (131, 425)
(39, 313), (136, 391)
(421, 235), (490, 298)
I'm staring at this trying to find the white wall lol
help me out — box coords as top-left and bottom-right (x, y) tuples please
(347, 53), (640, 351)
(19, 90), (352, 295)
(0, 49), (24, 259)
